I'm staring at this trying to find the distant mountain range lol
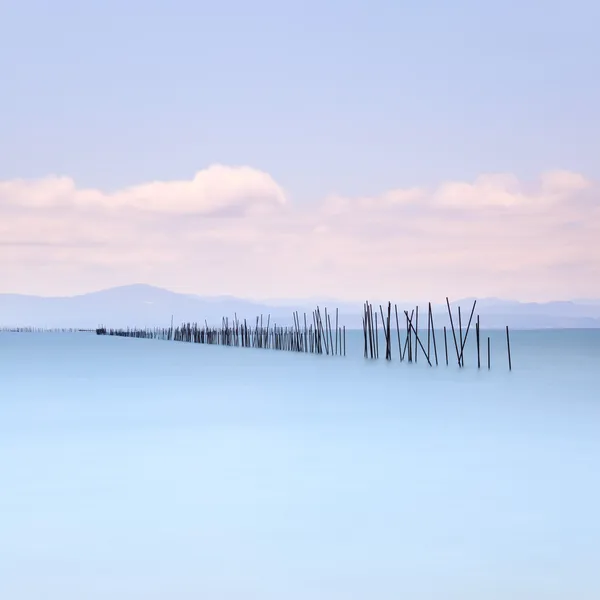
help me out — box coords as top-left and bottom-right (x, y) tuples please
(1, 284), (600, 329)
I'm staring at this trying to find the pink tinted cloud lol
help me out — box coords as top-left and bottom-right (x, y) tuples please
(0, 165), (597, 301)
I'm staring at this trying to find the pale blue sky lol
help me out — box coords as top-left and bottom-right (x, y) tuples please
(2, 0), (599, 202)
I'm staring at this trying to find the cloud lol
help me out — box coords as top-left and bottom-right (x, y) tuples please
(0, 164), (287, 215)
(541, 170), (591, 196)
(433, 174), (525, 208)
(0, 166), (598, 301)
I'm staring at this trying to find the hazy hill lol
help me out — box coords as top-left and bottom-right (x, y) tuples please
(1, 284), (600, 329)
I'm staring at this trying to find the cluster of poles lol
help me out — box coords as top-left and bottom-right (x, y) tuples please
(3, 298), (513, 370)
(96, 306), (347, 356)
(363, 298), (512, 370)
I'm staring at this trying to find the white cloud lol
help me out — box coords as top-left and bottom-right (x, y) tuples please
(113, 164), (287, 215)
(433, 174), (524, 208)
(0, 164), (287, 215)
(540, 170), (591, 196)
(0, 166), (598, 301)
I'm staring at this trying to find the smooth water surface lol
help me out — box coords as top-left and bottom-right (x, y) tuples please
(1, 331), (599, 599)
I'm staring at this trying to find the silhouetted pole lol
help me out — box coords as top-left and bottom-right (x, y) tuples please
(506, 326), (512, 371)
(476, 315), (481, 369)
(444, 326), (448, 366)
(446, 298), (461, 367)
(394, 304), (402, 361)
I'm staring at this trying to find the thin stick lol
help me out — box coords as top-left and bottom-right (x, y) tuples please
(395, 304), (402, 361)
(476, 316), (480, 369)
(405, 310), (414, 362)
(324, 307), (329, 354)
(458, 306), (463, 366)
(446, 298), (461, 367)
(387, 302), (392, 360)
(266, 314), (271, 349)
(379, 304), (392, 361)
(427, 302), (431, 361)
(379, 304), (388, 356)
(316, 307), (325, 354)
(321, 308), (330, 355)
(304, 313), (308, 353)
(370, 303), (376, 358)
(430, 308), (438, 366)
(335, 308), (339, 356)
(375, 311), (379, 359)
(506, 326), (512, 371)
(366, 302), (373, 359)
(457, 300), (477, 367)
(404, 311), (432, 367)
(444, 326), (448, 366)
(415, 306), (419, 363)
(487, 337), (491, 370)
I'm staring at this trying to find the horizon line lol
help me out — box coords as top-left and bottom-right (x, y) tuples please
(1, 282), (599, 306)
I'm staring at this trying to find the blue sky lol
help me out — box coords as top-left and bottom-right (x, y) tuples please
(1, 0), (599, 300)
(3, 0), (598, 198)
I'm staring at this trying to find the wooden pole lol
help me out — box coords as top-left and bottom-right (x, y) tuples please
(327, 312), (334, 357)
(406, 310), (413, 362)
(335, 308), (339, 356)
(415, 306), (419, 363)
(379, 303), (392, 361)
(366, 302), (373, 359)
(506, 326), (512, 371)
(444, 326), (448, 366)
(458, 306), (463, 366)
(374, 310), (379, 359)
(386, 302), (392, 360)
(379, 305), (386, 358)
(458, 300), (477, 367)
(445, 298), (461, 367)
(476, 316), (480, 369)
(430, 307), (438, 366)
(394, 304), (402, 361)
(404, 311), (432, 367)
(427, 302), (431, 361)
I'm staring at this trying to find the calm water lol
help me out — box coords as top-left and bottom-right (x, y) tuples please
(0, 331), (599, 599)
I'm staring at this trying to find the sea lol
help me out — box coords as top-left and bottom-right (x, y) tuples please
(0, 329), (598, 599)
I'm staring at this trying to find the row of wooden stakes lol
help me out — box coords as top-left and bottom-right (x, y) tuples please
(96, 306), (347, 356)
(363, 298), (512, 370)
(1, 299), (512, 370)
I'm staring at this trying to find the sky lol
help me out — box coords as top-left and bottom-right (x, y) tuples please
(1, 0), (599, 301)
